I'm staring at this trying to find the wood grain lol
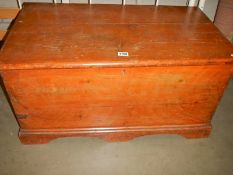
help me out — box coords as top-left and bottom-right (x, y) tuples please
(0, 4), (232, 144)
(0, 3), (232, 70)
(1, 65), (232, 144)
(2, 66), (231, 129)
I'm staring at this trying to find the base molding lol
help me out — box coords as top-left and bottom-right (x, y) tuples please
(19, 124), (212, 144)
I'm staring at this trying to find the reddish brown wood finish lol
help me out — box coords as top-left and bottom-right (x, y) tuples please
(19, 125), (212, 144)
(0, 3), (233, 144)
(0, 3), (233, 70)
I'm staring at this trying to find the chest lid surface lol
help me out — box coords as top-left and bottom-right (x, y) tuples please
(0, 3), (232, 70)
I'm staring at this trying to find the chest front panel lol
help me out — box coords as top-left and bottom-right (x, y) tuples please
(2, 65), (231, 129)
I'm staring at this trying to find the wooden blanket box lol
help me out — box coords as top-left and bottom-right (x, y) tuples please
(0, 3), (233, 144)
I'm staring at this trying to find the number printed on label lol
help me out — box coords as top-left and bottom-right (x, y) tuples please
(118, 52), (129, 57)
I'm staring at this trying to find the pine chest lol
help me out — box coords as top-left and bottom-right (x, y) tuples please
(0, 3), (233, 144)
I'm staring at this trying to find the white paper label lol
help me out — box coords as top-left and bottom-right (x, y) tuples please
(118, 52), (129, 57)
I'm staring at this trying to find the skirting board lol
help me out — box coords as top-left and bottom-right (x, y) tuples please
(19, 124), (212, 144)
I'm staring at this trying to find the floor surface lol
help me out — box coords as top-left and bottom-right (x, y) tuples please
(0, 80), (233, 175)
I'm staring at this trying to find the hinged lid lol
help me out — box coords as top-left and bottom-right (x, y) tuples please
(0, 3), (233, 70)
